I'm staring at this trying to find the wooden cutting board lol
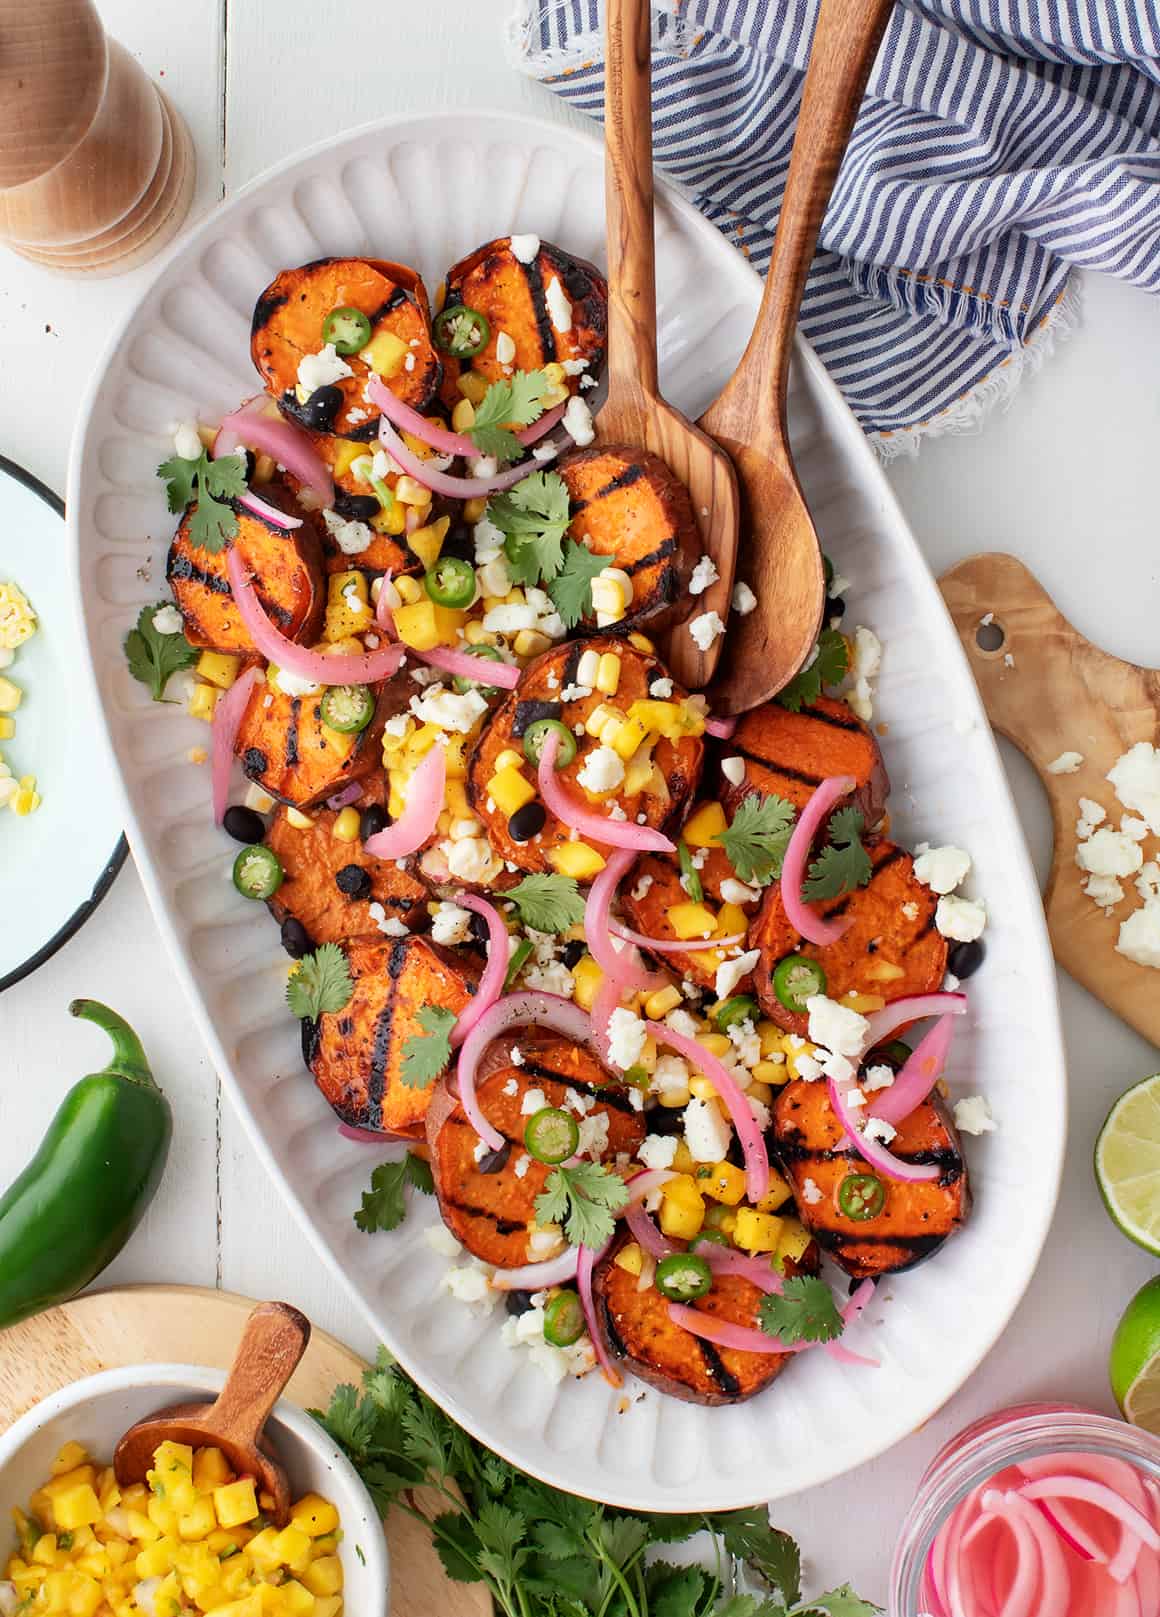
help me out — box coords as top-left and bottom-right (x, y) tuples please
(0, 1285), (488, 1617)
(939, 553), (1160, 1048)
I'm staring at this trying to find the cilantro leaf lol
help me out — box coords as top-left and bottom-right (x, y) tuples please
(534, 1162), (629, 1249)
(719, 1508), (801, 1605)
(648, 1563), (711, 1617)
(158, 448), (245, 554)
(468, 370), (552, 463)
(488, 471), (571, 586)
(801, 807), (872, 903)
(547, 540), (609, 630)
(758, 1276), (845, 1346)
(354, 1152), (434, 1234)
(286, 943), (354, 1021)
(400, 1004), (457, 1089)
(123, 602), (197, 702)
(715, 795), (796, 886)
(806, 1589), (883, 1617)
(711, 1598), (786, 1617)
(776, 628), (850, 713)
(505, 873), (586, 934)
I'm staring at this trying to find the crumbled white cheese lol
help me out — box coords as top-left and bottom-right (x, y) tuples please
(367, 904), (408, 938)
(689, 555), (719, 596)
(795, 1054), (824, 1082)
(720, 877), (760, 907)
(495, 330), (516, 365)
(576, 1112), (610, 1160)
(844, 1087), (867, 1110)
(651, 1052), (691, 1096)
(847, 624), (882, 723)
(528, 1223), (566, 1260)
(562, 395), (595, 447)
(630, 872), (654, 902)
(477, 554), (512, 598)
(483, 602), (539, 634)
(322, 508), (373, 555)
(473, 514), (506, 561)
(447, 837), (497, 884)
(715, 949), (760, 1000)
(935, 895), (987, 942)
(1076, 827), (1144, 880)
(513, 1153), (532, 1180)
(664, 1008), (700, 1039)
(520, 1087), (548, 1117)
(1108, 742), (1160, 835)
(720, 755), (746, 789)
(1047, 751), (1084, 775)
(801, 1177), (823, 1205)
(732, 581), (757, 616)
(1077, 798), (1107, 836)
(151, 604), (183, 636)
(1137, 863), (1160, 903)
(862, 1116), (897, 1145)
(425, 1225), (463, 1258)
(470, 455), (499, 480)
(563, 1085), (595, 1115)
(502, 1078), (519, 1099)
(649, 676), (674, 699)
(1123, 817), (1150, 842)
(953, 1095), (997, 1136)
(298, 343), (353, 393)
(577, 745), (625, 795)
(913, 844), (972, 896)
(431, 902), (473, 947)
(862, 1064), (895, 1093)
(410, 684), (489, 734)
(442, 1265), (497, 1311)
(510, 233), (541, 264)
(1117, 903), (1160, 969)
(273, 667), (320, 698)
(562, 357), (590, 377)
(607, 1008), (647, 1070)
(689, 611), (725, 652)
(638, 1134), (678, 1171)
(545, 276), (573, 333)
(683, 1096), (732, 1162)
(806, 995), (870, 1060)
(1085, 873), (1125, 909)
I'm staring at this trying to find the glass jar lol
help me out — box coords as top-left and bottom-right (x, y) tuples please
(889, 1403), (1160, 1615)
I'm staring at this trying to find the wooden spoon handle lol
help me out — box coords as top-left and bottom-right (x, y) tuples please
(711, 0), (893, 450)
(602, 0), (659, 435)
(207, 1301), (311, 1447)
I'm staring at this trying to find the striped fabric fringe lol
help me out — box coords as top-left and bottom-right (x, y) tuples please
(509, 0), (1160, 457)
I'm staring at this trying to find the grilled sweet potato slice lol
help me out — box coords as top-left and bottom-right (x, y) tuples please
(467, 638), (704, 875)
(752, 839), (948, 1035)
(304, 935), (478, 1136)
(593, 1233), (820, 1405)
(438, 237), (606, 406)
(426, 1037), (644, 1268)
(558, 446), (697, 630)
(235, 676), (389, 810)
(772, 1079), (970, 1278)
(621, 845), (758, 994)
(252, 257), (440, 439)
(167, 493), (325, 653)
(265, 775), (429, 946)
(719, 696), (889, 825)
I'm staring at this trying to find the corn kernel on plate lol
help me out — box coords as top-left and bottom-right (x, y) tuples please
(0, 457), (125, 992)
(69, 110), (1065, 1508)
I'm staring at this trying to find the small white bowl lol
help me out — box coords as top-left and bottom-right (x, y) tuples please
(0, 1364), (388, 1615)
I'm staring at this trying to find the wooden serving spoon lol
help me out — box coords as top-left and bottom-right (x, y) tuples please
(114, 1301), (311, 1526)
(601, 0), (740, 690)
(701, 0), (895, 714)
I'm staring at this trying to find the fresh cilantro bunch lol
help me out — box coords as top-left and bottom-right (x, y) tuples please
(157, 447), (246, 554)
(484, 470), (607, 628)
(123, 602), (196, 701)
(400, 1004), (457, 1089)
(355, 1153), (434, 1234)
(535, 1162), (630, 1249)
(758, 1276), (845, 1346)
(776, 629), (849, 714)
(468, 371), (553, 462)
(802, 807), (872, 903)
(716, 796), (796, 887)
(506, 873), (586, 934)
(286, 944), (355, 1020)
(312, 1350), (881, 1617)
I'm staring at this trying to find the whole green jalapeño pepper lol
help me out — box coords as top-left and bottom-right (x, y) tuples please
(0, 1000), (172, 1329)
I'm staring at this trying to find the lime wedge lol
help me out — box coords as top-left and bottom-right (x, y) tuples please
(1110, 1277), (1160, 1433)
(1094, 1073), (1160, 1256)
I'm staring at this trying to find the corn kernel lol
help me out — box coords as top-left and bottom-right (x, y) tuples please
(689, 1074), (718, 1101)
(463, 495), (488, 522)
(395, 475), (433, 507)
(627, 631), (656, 653)
(696, 1032), (733, 1059)
(747, 1081), (774, 1106)
(784, 1041), (819, 1079)
(451, 398), (476, 432)
(656, 1080), (691, 1108)
(196, 651), (241, 690)
(570, 953), (604, 1011)
(363, 329), (408, 377)
(697, 1160), (747, 1205)
(598, 713), (626, 747)
(285, 806), (314, 830)
(457, 372), (489, 405)
(610, 716), (648, 761)
(585, 702), (621, 739)
(513, 628), (552, 659)
(751, 1060), (788, 1087)
(595, 653), (622, 695)
(332, 806), (361, 843)
(682, 801), (728, 848)
(0, 716), (13, 740)
(643, 984), (682, 1020)
(396, 574), (424, 604)
(733, 1207), (784, 1254)
(547, 841), (606, 880)
(613, 1241), (644, 1276)
(253, 451), (276, 485)
(188, 681), (220, 723)
(494, 748), (523, 773)
(372, 501), (407, 535)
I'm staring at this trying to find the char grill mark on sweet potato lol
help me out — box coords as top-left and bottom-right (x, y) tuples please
(752, 838), (948, 1035)
(772, 1080), (970, 1278)
(467, 637), (704, 875)
(621, 846), (757, 993)
(251, 257), (440, 439)
(306, 935), (477, 1137)
(719, 695), (889, 826)
(235, 677), (389, 810)
(167, 494), (325, 653)
(426, 1039), (643, 1267)
(558, 446), (698, 629)
(265, 774), (428, 946)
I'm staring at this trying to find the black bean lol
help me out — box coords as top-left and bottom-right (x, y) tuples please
(505, 1289), (535, 1317)
(509, 801), (547, 842)
(644, 1105), (684, 1136)
(280, 917), (313, 959)
(300, 384), (344, 431)
(335, 492), (381, 523)
(359, 803), (388, 842)
(469, 911), (490, 947)
(948, 938), (985, 980)
(560, 940), (586, 970)
(827, 596), (846, 623)
(222, 805), (266, 845)
(440, 521), (475, 561)
(478, 1141), (512, 1175)
(335, 863), (372, 899)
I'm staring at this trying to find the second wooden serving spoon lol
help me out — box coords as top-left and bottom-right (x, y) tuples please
(601, 0), (740, 690)
(701, 0), (895, 714)
(113, 1300), (311, 1526)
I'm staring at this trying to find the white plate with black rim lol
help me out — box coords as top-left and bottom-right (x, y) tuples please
(68, 109), (1066, 1509)
(0, 456), (125, 992)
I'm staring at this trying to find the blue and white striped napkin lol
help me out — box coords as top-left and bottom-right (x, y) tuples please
(510, 0), (1160, 455)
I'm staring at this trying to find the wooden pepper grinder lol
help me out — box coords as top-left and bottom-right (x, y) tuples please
(0, 0), (195, 275)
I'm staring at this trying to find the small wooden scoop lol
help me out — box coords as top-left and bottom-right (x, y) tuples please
(114, 1301), (311, 1526)
(700, 0), (894, 714)
(601, 0), (740, 689)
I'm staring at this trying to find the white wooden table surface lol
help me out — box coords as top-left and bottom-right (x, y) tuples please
(3, 1), (1159, 1600)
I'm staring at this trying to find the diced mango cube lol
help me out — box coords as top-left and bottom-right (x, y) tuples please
(696, 1160), (747, 1206)
(668, 902), (717, 941)
(178, 1496), (217, 1540)
(733, 1207), (784, 1254)
(407, 515), (450, 571)
(188, 681), (221, 723)
(363, 330), (408, 378)
(681, 801), (728, 848)
(53, 1484), (103, 1531)
(755, 1171), (794, 1214)
(487, 764), (535, 817)
(775, 1216), (814, 1267)
(196, 651), (241, 690)
(613, 1241), (644, 1276)
(288, 1494), (340, 1540)
(212, 1479), (259, 1529)
(270, 1524), (312, 1574)
(547, 841), (606, 880)
(51, 1443), (90, 1476)
(393, 598), (440, 650)
(658, 1175), (705, 1240)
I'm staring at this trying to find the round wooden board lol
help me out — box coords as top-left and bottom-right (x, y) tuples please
(0, 1285), (489, 1617)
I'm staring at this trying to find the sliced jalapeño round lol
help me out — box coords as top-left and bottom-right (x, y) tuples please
(773, 953), (827, 1013)
(424, 555), (476, 610)
(452, 644), (505, 695)
(523, 1106), (580, 1166)
(715, 994), (760, 1033)
(320, 683), (375, 734)
(542, 1291), (585, 1347)
(654, 1252), (713, 1302)
(433, 304), (491, 359)
(232, 845), (283, 901)
(322, 306), (372, 356)
(688, 1230), (730, 1253)
(838, 1172), (887, 1221)
(523, 718), (577, 770)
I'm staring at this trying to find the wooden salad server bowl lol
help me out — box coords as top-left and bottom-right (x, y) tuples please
(113, 1301), (311, 1526)
(600, 0), (740, 690)
(699, 0), (895, 714)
